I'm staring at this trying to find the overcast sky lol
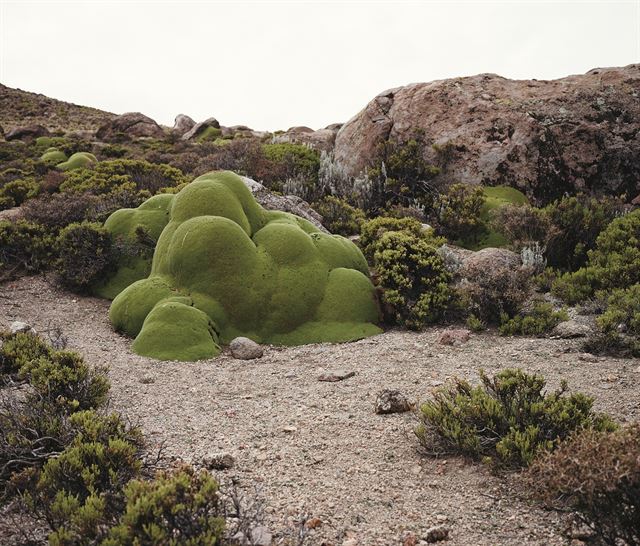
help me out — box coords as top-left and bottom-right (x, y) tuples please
(1, 0), (638, 131)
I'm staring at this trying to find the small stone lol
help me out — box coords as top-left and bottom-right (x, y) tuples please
(424, 525), (449, 543)
(283, 425), (297, 433)
(375, 389), (413, 414)
(552, 320), (592, 338)
(438, 328), (471, 346)
(229, 337), (263, 360)
(251, 526), (272, 546)
(342, 539), (358, 546)
(202, 452), (235, 470)
(578, 353), (599, 363)
(318, 370), (356, 382)
(10, 321), (36, 335)
(403, 532), (418, 546)
(305, 517), (323, 529)
(435, 514), (448, 523)
(139, 375), (155, 384)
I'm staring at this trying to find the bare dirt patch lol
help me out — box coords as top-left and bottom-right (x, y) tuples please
(2, 275), (638, 545)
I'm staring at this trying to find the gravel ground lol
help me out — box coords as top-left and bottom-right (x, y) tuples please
(2, 275), (639, 545)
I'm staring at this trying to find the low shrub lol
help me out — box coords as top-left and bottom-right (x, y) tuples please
(22, 192), (101, 230)
(465, 314), (486, 332)
(491, 203), (554, 251)
(432, 183), (486, 243)
(527, 424), (640, 545)
(416, 368), (616, 468)
(55, 222), (115, 290)
(499, 302), (568, 336)
(313, 195), (366, 236)
(360, 216), (441, 261)
(551, 209), (640, 303)
(104, 465), (225, 546)
(0, 220), (54, 280)
(0, 331), (53, 377)
(373, 230), (452, 329)
(59, 159), (187, 196)
(0, 177), (40, 208)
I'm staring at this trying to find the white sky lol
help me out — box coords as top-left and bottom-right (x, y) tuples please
(1, 0), (638, 131)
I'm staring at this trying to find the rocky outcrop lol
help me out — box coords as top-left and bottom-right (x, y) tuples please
(181, 117), (220, 141)
(273, 124), (341, 152)
(334, 65), (640, 203)
(172, 114), (196, 135)
(96, 112), (164, 141)
(5, 124), (50, 141)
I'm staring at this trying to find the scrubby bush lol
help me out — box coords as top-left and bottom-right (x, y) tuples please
(586, 285), (640, 357)
(499, 302), (568, 336)
(360, 216), (440, 261)
(0, 177), (40, 208)
(432, 183), (486, 243)
(23, 192), (101, 230)
(60, 159), (187, 196)
(457, 257), (532, 324)
(0, 220), (54, 280)
(104, 465), (225, 546)
(527, 424), (640, 545)
(552, 209), (640, 303)
(0, 331), (52, 377)
(373, 230), (452, 329)
(491, 204), (553, 250)
(544, 194), (624, 271)
(261, 143), (321, 199)
(313, 195), (366, 236)
(416, 368), (616, 468)
(55, 222), (115, 289)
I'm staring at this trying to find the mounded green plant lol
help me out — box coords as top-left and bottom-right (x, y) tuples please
(103, 465), (225, 546)
(56, 151), (98, 171)
(527, 424), (640, 545)
(373, 230), (452, 329)
(499, 302), (568, 336)
(40, 148), (68, 166)
(416, 368), (616, 468)
(109, 171), (381, 360)
(0, 177), (40, 208)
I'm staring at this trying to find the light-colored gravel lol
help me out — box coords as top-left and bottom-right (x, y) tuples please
(2, 275), (639, 545)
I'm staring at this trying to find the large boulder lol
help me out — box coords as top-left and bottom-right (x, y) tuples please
(172, 114), (196, 135)
(96, 112), (164, 141)
(181, 117), (221, 141)
(5, 124), (49, 141)
(334, 65), (640, 202)
(273, 125), (340, 152)
(107, 171), (381, 361)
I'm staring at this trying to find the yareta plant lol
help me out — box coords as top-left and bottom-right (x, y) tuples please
(106, 171), (381, 361)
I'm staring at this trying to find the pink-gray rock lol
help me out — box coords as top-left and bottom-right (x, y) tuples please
(172, 114), (196, 135)
(273, 125), (340, 152)
(375, 389), (413, 414)
(459, 247), (521, 278)
(334, 65), (640, 202)
(229, 337), (263, 360)
(96, 112), (164, 141)
(5, 124), (49, 141)
(181, 117), (220, 141)
(438, 328), (471, 346)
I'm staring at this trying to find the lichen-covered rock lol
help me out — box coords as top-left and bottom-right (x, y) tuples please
(5, 124), (49, 141)
(108, 171), (381, 361)
(172, 114), (196, 135)
(96, 112), (164, 141)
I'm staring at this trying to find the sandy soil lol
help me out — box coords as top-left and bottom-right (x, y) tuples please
(1, 275), (638, 545)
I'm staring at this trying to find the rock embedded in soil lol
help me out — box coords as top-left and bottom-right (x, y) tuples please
(318, 369), (356, 382)
(424, 525), (450, 543)
(438, 328), (471, 346)
(375, 389), (413, 414)
(229, 337), (264, 360)
(9, 321), (36, 335)
(202, 452), (235, 470)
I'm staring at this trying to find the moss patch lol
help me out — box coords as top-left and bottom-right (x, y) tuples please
(108, 171), (381, 360)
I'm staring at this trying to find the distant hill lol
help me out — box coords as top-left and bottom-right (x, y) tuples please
(0, 84), (117, 134)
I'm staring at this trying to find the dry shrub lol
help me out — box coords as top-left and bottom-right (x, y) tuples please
(527, 424), (640, 545)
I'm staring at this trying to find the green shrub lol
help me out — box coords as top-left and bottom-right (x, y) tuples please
(585, 284), (640, 357)
(416, 368), (616, 468)
(261, 143), (321, 199)
(373, 230), (452, 329)
(491, 203), (553, 250)
(35, 412), (144, 544)
(313, 195), (366, 236)
(544, 194), (623, 271)
(60, 159), (188, 196)
(19, 350), (110, 412)
(55, 222), (115, 290)
(0, 177), (40, 208)
(360, 216), (441, 261)
(0, 220), (55, 279)
(551, 209), (640, 303)
(104, 465), (225, 546)
(433, 183), (486, 244)
(465, 314), (486, 332)
(527, 424), (640, 545)
(499, 302), (568, 336)
(0, 331), (52, 377)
